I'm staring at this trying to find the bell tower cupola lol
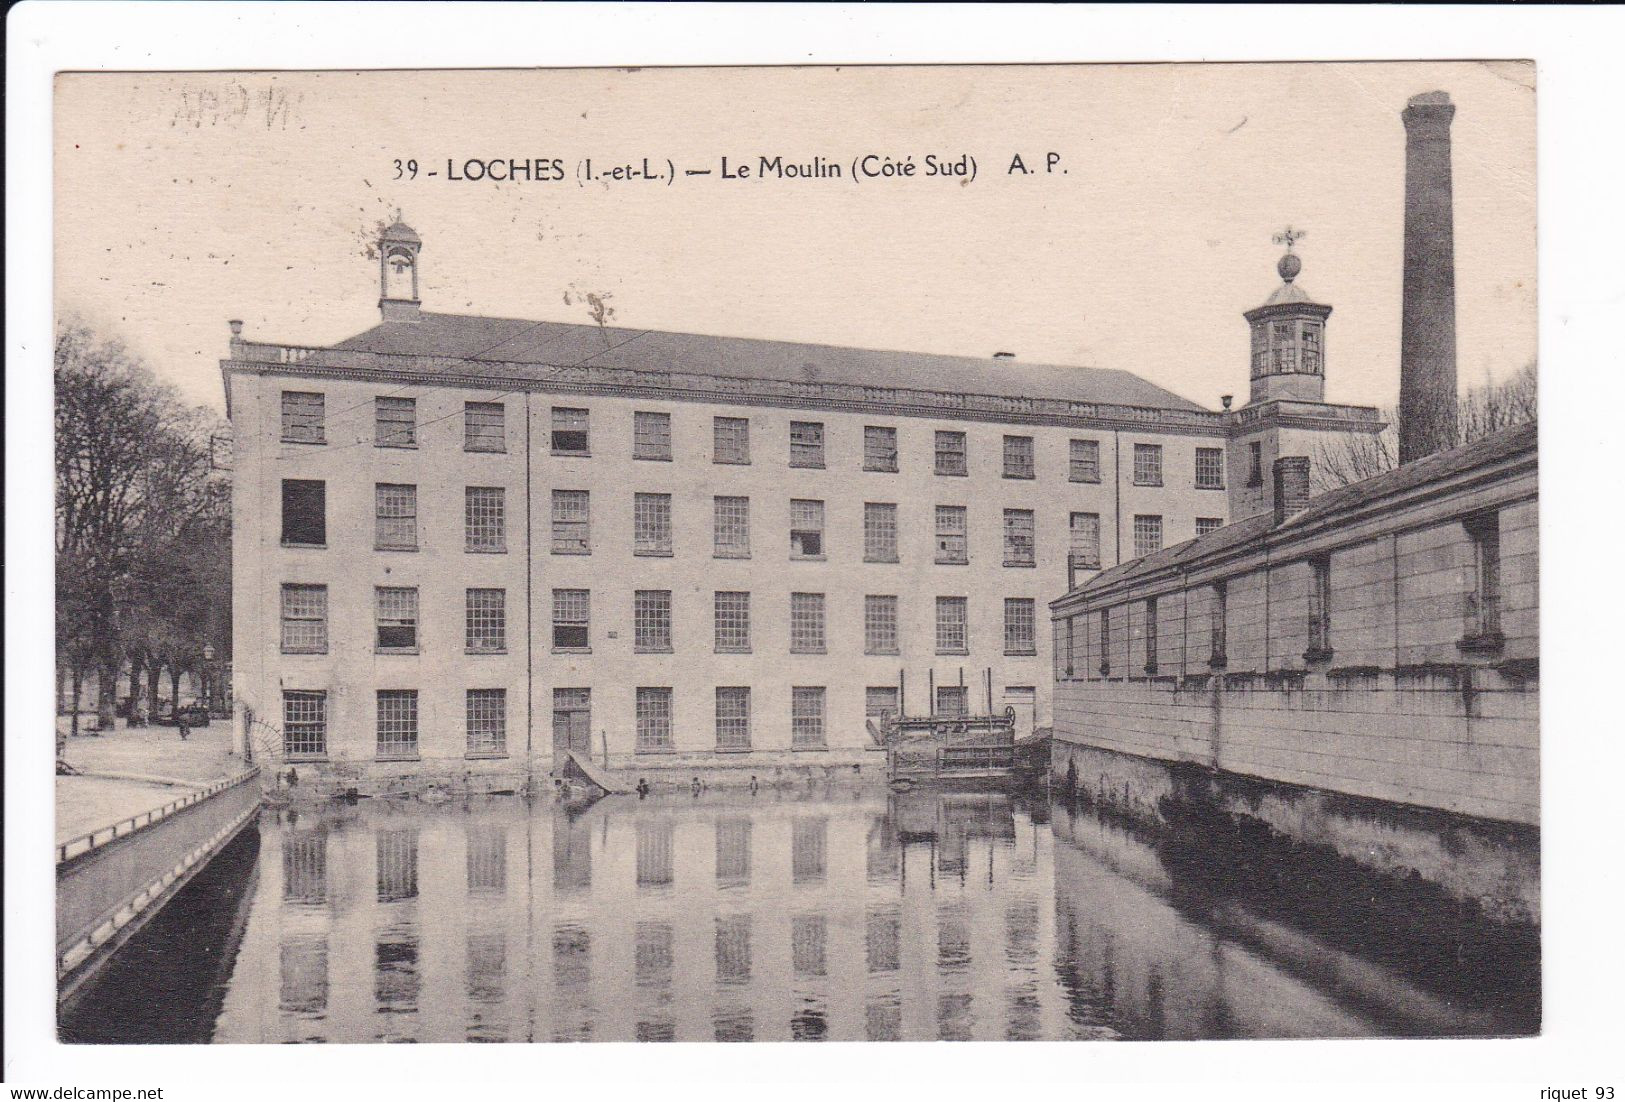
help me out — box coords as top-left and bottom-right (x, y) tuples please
(379, 213), (423, 322)
(1242, 227), (1332, 405)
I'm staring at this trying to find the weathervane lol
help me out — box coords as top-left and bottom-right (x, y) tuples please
(1273, 226), (1306, 252)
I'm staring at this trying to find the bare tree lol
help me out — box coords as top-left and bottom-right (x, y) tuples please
(1312, 362), (1536, 492)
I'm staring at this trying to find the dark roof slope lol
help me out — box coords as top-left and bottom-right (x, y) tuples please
(1063, 420), (1538, 600)
(330, 312), (1208, 412)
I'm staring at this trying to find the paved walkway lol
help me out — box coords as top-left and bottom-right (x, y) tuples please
(56, 716), (244, 848)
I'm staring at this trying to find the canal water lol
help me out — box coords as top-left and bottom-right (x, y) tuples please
(61, 787), (1537, 1043)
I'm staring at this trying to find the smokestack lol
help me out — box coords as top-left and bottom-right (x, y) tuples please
(1272, 456), (1312, 525)
(1399, 91), (1459, 464)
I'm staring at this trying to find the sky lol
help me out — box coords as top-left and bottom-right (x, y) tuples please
(54, 61), (1535, 414)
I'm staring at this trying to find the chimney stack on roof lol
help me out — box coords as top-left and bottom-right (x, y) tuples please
(1272, 455), (1312, 525)
(1399, 91), (1459, 464)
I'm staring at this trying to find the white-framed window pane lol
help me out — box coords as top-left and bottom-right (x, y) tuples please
(633, 493), (672, 555)
(375, 396), (416, 447)
(789, 421), (825, 468)
(935, 505), (968, 563)
(283, 690), (327, 758)
(863, 426), (898, 472)
(551, 406), (590, 454)
(551, 489), (590, 554)
(634, 590), (673, 652)
(375, 586), (419, 651)
(1002, 435), (1034, 479)
(1003, 509), (1035, 566)
(633, 411), (673, 460)
(713, 416), (750, 464)
(466, 689), (507, 756)
(636, 687), (674, 751)
(865, 687), (900, 720)
(714, 591), (751, 653)
(934, 431), (967, 475)
(790, 592), (826, 654)
(1133, 514), (1163, 558)
(790, 498), (824, 558)
(864, 595), (898, 655)
(465, 402), (506, 453)
(1196, 517), (1225, 536)
(1069, 512), (1102, 570)
(375, 483), (418, 550)
(935, 596), (968, 654)
(1069, 439), (1100, 482)
(281, 583), (328, 654)
(1004, 598), (1036, 655)
(791, 687), (826, 749)
(465, 486), (506, 552)
(715, 687), (751, 751)
(713, 495), (750, 557)
(935, 685), (968, 717)
(1196, 447), (1225, 489)
(1133, 443), (1163, 486)
(281, 391), (325, 443)
(376, 690), (419, 758)
(552, 588), (590, 650)
(466, 588), (506, 652)
(863, 502), (898, 562)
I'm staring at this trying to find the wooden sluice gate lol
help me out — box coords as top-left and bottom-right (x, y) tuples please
(871, 666), (1029, 787)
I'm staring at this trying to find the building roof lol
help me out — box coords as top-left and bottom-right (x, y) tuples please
(326, 311), (1209, 412)
(1062, 419), (1538, 601)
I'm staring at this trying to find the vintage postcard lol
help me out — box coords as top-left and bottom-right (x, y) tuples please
(46, 59), (1539, 1048)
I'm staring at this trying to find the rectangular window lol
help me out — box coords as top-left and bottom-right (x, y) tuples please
(1133, 514), (1163, 558)
(376, 690), (419, 759)
(1002, 435), (1035, 479)
(1248, 441), (1264, 487)
(789, 421), (825, 468)
(465, 487), (506, 552)
(1069, 439), (1101, 483)
(375, 587), (419, 652)
(1303, 322), (1323, 373)
(791, 687), (826, 749)
(552, 588), (590, 652)
(374, 483), (418, 551)
(714, 591), (751, 653)
(551, 407), (590, 455)
(1003, 509), (1035, 567)
(865, 687), (900, 722)
(633, 411), (672, 461)
(935, 505), (968, 564)
(375, 396), (416, 447)
(713, 416), (750, 464)
(790, 592), (826, 654)
(634, 590), (673, 653)
(466, 689), (506, 757)
(1211, 581), (1228, 666)
(283, 690), (327, 759)
(550, 490), (590, 554)
(1099, 608), (1112, 676)
(1308, 556), (1333, 657)
(863, 502), (899, 563)
(864, 595), (899, 655)
(934, 430), (967, 476)
(1004, 598), (1036, 656)
(863, 426), (898, 472)
(936, 596), (968, 654)
(464, 402), (506, 453)
(1133, 443), (1163, 486)
(1063, 615), (1077, 678)
(713, 496), (750, 558)
(465, 588), (506, 653)
(281, 479), (326, 546)
(1069, 512), (1102, 570)
(1196, 447), (1225, 489)
(1144, 597), (1159, 675)
(1467, 514), (1503, 637)
(280, 584), (329, 654)
(715, 687), (751, 751)
(1196, 517), (1225, 537)
(281, 391), (325, 444)
(633, 493), (672, 556)
(935, 685), (968, 717)
(552, 689), (591, 755)
(635, 687), (673, 752)
(790, 499), (825, 559)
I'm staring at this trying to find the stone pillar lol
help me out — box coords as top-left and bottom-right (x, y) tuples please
(1399, 91), (1459, 464)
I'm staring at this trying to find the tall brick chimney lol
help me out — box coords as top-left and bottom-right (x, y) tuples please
(1272, 456), (1312, 525)
(1398, 91), (1459, 464)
